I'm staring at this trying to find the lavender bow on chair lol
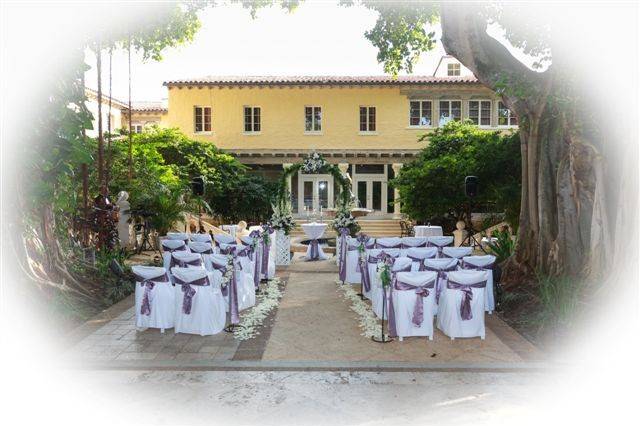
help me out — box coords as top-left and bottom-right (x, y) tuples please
(338, 228), (349, 283)
(407, 255), (427, 271)
(134, 272), (169, 316)
(424, 264), (459, 303)
(387, 276), (436, 337)
(173, 275), (210, 315)
(446, 279), (487, 320)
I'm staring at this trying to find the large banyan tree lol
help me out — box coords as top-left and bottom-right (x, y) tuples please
(353, 1), (638, 283)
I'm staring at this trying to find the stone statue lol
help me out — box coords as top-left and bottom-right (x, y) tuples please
(116, 191), (132, 248)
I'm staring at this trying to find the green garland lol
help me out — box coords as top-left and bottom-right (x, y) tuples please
(275, 153), (351, 208)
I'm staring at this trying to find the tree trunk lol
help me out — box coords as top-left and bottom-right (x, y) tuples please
(95, 43), (105, 195)
(440, 4), (611, 282)
(128, 35), (133, 181)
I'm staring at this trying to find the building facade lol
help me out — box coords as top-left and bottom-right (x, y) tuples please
(151, 58), (517, 219)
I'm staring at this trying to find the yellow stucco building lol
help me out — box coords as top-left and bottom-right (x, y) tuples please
(130, 57), (517, 219)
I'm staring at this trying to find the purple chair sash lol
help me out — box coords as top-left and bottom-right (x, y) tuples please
(173, 275), (210, 315)
(388, 277), (436, 337)
(461, 260), (495, 271)
(359, 255), (372, 292)
(407, 255), (428, 271)
(162, 243), (187, 253)
(219, 245), (237, 255)
(191, 247), (213, 255)
(211, 259), (241, 324)
(134, 272), (169, 316)
(446, 279), (487, 320)
(261, 233), (271, 274)
(170, 255), (203, 269)
(424, 264), (459, 303)
(338, 228), (349, 282)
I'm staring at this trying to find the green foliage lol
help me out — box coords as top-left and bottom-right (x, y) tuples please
(536, 273), (581, 332)
(391, 121), (521, 227)
(487, 228), (516, 263)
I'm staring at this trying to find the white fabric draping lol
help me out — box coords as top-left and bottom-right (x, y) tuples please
(391, 271), (438, 339)
(161, 239), (189, 253)
(427, 236), (454, 249)
(190, 233), (213, 243)
(406, 247), (438, 271)
(376, 237), (402, 249)
(166, 232), (189, 242)
(436, 270), (488, 339)
(462, 255), (497, 313)
(301, 222), (328, 261)
(171, 267), (226, 336)
(214, 233), (236, 245)
(372, 257), (412, 319)
(441, 246), (473, 261)
(345, 237), (363, 284)
(133, 266), (175, 331)
(400, 237), (428, 256)
(210, 254), (255, 312)
(413, 226), (443, 238)
(248, 226), (276, 279)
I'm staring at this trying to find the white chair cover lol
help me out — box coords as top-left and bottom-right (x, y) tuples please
(264, 228), (277, 279)
(171, 267), (226, 336)
(161, 239), (189, 253)
(345, 237), (363, 284)
(372, 257), (412, 319)
(189, 241), (214, 254)
(376, 237), (402, 249)
(462, 255), (497, 313)
(424, 257), (460, 310)
(406, 247), (438, 271)
(437, 270), (488, 339)
(190, 233), (213, 243)
(400, 237), (428, 255)
(166, 232), (189, 243)
(441, 246), (473, 261)
(165, 251), (204, 274)
(214, 233), (236, 245)
(218, 242), (237, 255)
(132, 265), (175, 331)
(427, 236), (454, 249)
(210, 254), (256, 312)
(390, 271), (438, 339)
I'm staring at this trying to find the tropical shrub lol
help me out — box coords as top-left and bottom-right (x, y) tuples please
(487, 228), (516, 264)
(392, 121), (521, 230)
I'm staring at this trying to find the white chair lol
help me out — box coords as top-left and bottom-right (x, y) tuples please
(210, 254), (255, 312)
(262, 228), (276, 280)
(376, 237), (402, 250)
(364, 249), (400, 299)
(371, 257), (412, 319)
(441, 246), (473, 263)
(389, 271), (438, 341)
(190, 233), (213, 244)
(405, 247), (438, 271)
(172, 267), (226, 336)
(167, 251), (204, 272)
(437, 270), (488, 339)
(400, 237), (428, 255)
(424, 257), (459, 310)
(132, 266), (175, 332)
(214, 233), (236, 246)
(161, 240), (190, 272)
(166, 232), (189, 243)
(345, 237), (364, 284)
(189, 241), (214, 260)
(239, 236), (261, 290)
(426, 236), (454, 257)
(461, 255), (497, 313)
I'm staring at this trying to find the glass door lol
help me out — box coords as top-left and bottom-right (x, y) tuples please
(298, 174), (334, 215)
(354, 179), (387, 214)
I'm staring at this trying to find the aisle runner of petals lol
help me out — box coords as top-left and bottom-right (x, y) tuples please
(335, 280), (379, 338)
(234, 277), (284, 340)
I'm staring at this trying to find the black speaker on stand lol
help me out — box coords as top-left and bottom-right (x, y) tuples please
(191, 176), (205, 232)
(461, 176), (487, 253)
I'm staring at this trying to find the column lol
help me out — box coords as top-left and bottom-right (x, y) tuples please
(391, 163), (403, 219)
(282, 163), (293, 192)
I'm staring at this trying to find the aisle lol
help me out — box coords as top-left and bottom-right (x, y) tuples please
(263, 255), (535, 363)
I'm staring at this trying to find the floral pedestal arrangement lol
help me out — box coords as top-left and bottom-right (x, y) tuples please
(275, 229), (291, 266)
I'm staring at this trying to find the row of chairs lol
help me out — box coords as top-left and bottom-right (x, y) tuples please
(344, 235), (496, 340)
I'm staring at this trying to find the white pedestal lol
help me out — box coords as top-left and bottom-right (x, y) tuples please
(275, 229), (291, 265)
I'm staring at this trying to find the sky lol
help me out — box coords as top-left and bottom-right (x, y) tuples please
(84, 1), (446, 103)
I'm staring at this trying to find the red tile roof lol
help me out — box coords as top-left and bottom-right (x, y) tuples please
(164, 75), (479, 87)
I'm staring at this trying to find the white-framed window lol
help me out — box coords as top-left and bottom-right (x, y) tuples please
(447, 63), (461, 76)
(244, 106), (261, 132)
(131, 124), (143, 134)
(498, 101), (518, 126)
(194, 106), (212, 133)
(438, 100), (462, 125)
(359, 106), (376, 132)
(305, 106), (322, 133)
(409, 100), (432, 127)
(468, 100), (492, 126)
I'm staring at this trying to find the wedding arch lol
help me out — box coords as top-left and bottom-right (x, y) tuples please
(275, 152), (351, 209)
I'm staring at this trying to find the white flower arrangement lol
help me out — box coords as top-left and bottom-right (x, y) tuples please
(335, 280), (381, 338)
(220, 254), (235, 289)
(301, 151), (327, 173)
(233, 277), (283, 340)
(270, 196), (296, 235)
